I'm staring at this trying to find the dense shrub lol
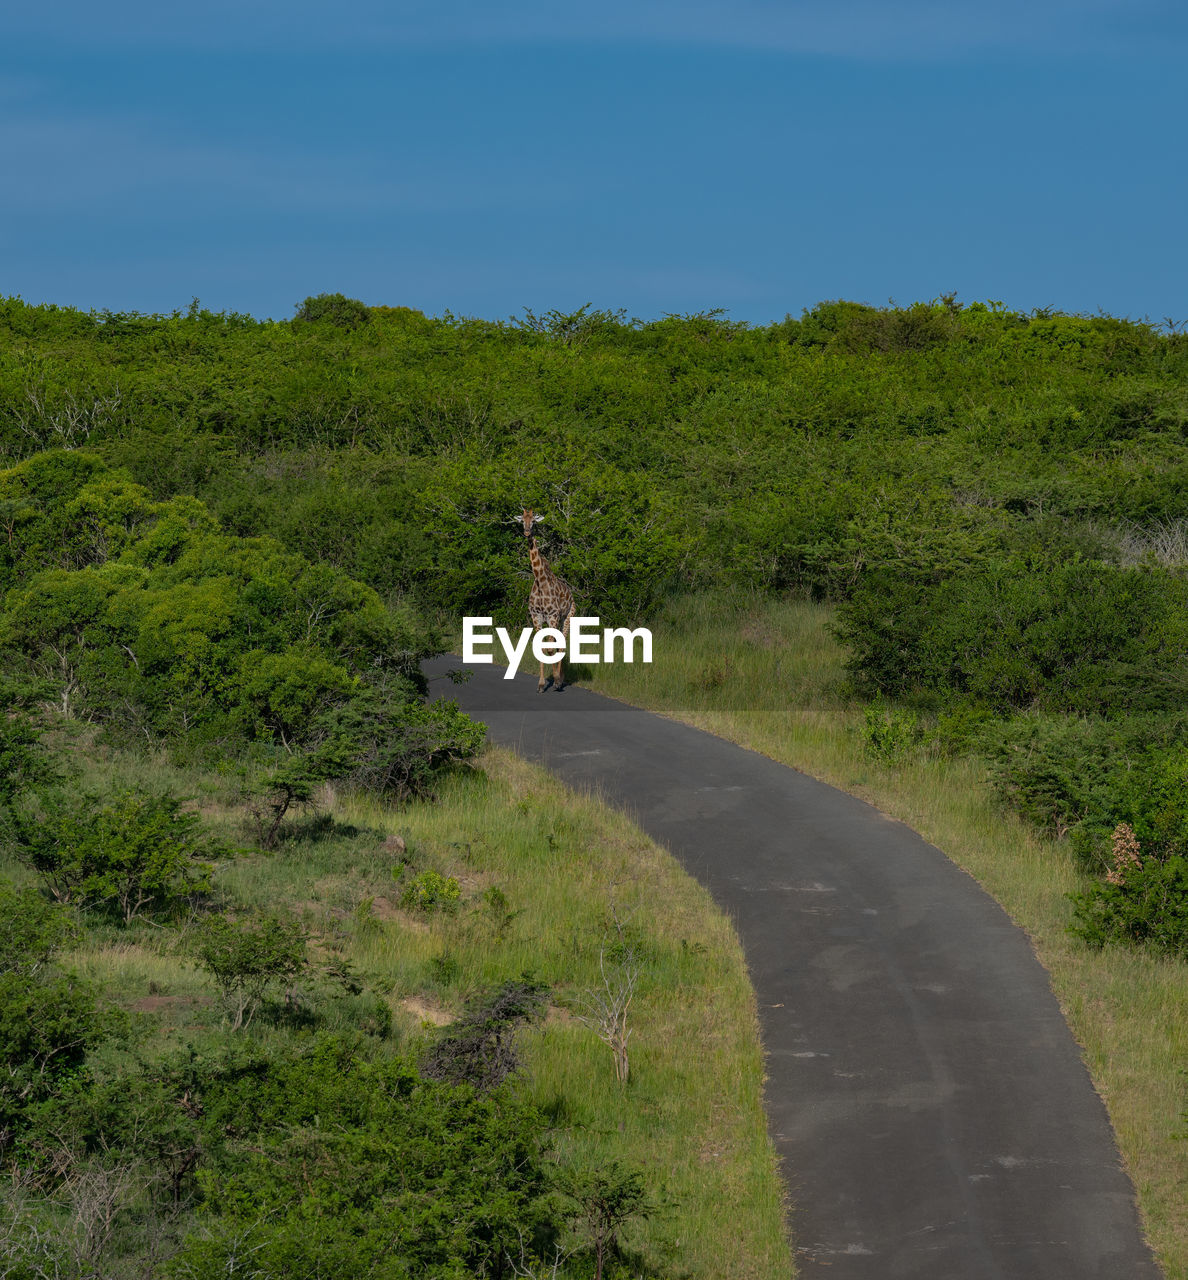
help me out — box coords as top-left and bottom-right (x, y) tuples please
(422, 978), (549, 1090)
(400, 868), (462, 913)
(193, 913), (307, 1030)
(5, 294), (1185, 621)
(293, 292), (370, 328)
(12, 789), (220, 922)
(1070, 851), (1188, 957)
(0, 880), (78, 975)
(0, 455), (484, 803)
(859, 701), (922, 763)
(836, 560), (1188, 714)
(166, 1036), (557, 1279)
(0, 968), (104, 1151)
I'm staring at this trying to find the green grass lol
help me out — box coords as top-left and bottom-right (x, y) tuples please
(7, 736), (793, 1280)
(588, 591), (1188, 1278)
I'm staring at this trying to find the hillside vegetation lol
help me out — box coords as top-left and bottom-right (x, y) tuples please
(4, 290), (1188, 1274)
(6, 291), (1188, 904)
(4, 293), (1187, 622)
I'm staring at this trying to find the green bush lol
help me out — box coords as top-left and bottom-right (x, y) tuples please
(13, 789), (220, 922)
(859, 701), (921, 763)
(293, 293), (370, 328)
(979, 717), (1188, 872)
(1119, 748), (1188, 858)
(193, 913), (307, 1030)
(0, 970), (103, 1150)
(0, 693), (55, 812)
(399, 869), (461, 913)
(837, 560), (1188, 715)
(1069, 854), (1188, 956)
(166, 1036), (557, 1279)
(0, 455), (483, 814)
(0, 880), (77, 975)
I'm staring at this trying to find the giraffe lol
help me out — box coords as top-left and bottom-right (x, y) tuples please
(521, 508), (575, 692)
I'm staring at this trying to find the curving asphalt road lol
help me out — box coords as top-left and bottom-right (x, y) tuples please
(426, 657), (1161, 1279)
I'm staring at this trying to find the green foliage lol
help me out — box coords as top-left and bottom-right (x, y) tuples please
(859, 701), (921, 763)
(7, 290), (1188, 978)
(1120, 748), (1188, 858)
(836, 560), (1188, 715)
(0, 454), (482, 814)
(12, 789), (220, 922)
(293, 292), (371, 328)
(166, 1036), (556, 1280)
(0, 880), (78, 976)
(0, 969), (103, 1150)
(331, 693), (487, 799)
(975, 715), (1187, 865)
(1069, 856), (1188, 956)
(193, 913), (307, 1030)
(400, 868), (462, 913)
(0, 703), (53, 812)
(555, 1159), (653, 1280)
(5, 293), (1184, 626)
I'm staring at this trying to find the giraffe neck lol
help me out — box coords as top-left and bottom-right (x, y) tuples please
(527, 537), (550, 584)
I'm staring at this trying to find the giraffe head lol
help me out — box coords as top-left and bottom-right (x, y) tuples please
(520, 508), (540, 539)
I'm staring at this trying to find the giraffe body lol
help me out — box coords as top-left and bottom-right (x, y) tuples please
(521, 509), (575, 691)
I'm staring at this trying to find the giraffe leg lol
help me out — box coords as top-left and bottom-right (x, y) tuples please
(531, 620), (552, 691)
(555, 612), (571, 692)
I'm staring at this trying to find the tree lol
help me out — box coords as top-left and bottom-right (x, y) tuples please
(293, 293), (370, 328)
(193, 914), (307, 1030)
(422, 978), (548, 1090)
(555, 1161), (652, 1280)
(13, 789), (219, 922)
(1, 565), (132, 717)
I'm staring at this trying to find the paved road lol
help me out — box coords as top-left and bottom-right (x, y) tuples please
(427, 658), (1161, 1279)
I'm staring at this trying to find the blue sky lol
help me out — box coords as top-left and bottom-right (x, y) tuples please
(3, 1), (1185, 324)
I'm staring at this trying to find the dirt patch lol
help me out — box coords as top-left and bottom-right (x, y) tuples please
(401, 997), (454, 1027)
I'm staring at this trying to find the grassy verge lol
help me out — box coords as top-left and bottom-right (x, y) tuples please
(586, 591), (1188, 1279)
(9, 736), (792, 1280)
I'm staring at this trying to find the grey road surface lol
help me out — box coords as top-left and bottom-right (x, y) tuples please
(426, 657), (1161, 1279)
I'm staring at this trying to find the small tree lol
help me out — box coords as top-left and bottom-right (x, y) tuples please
(14, 790), (219, 922)
(555, 1161), (651, 1280)
(422, 978), (548, 1091)
(574, 946), (639, 1085)
(193, 914), (307, 1030)
(0, 880), (77, 976)
(293, 293), (370, 328)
